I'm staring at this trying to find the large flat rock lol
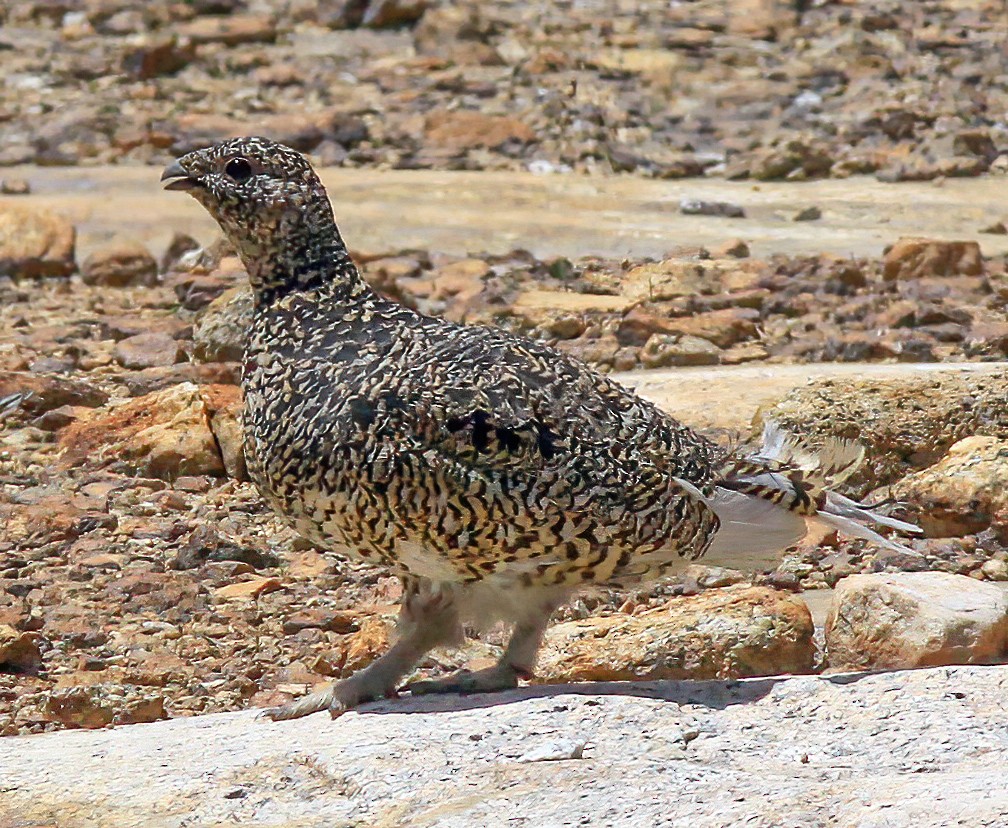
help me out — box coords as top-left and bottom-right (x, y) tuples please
(6, 167), (1008, 262)
(615, 361), (1002, 433)
(3, 666), (1007, 827)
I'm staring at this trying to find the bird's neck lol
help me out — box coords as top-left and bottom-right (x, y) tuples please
(244, 222), (369, 307)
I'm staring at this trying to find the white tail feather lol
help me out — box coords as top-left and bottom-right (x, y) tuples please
(675, 478), (808, 571)
(689, 421), (923, 570)
(755, 421), (865, 486)
(824, 490), (923, 535)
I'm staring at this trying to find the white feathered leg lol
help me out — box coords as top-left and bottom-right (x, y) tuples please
(407, 592), (560, 696)
(268, 578), (461, 720)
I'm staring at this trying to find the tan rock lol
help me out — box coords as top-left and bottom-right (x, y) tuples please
(758, 372), (1008, 491)
(617, 307), (680, 346)
(45, 684), (166, 729)
(174, 14), (277, 46)
(429, 257), (488, 299)
(552, 335), (620, 368)
(890, 436), (1008, 537)
(171, 113), (323, 154)
(512, 289), (633, 319)
(726, 0), (785, 38)
(117, 695), (167, 725)
(0, 178), (30, 195)
(826, 572), (1008, 670)
(621, 258), (761, 302)
(538, 315), (586, 340)
(343, 616), (395, 674)
(58, 382), (225, 479)
(424, 110), (535, 151)
(282, 609), (360, 636)
(193, 286), (252, 363)
(663, 308), (760, 349)
(199, 384), (247, 481)
(362, 255), (422, 298)
(591, 49), (683, 83)
(413, 4), (487, 53)
(536, 585), (815, 683)
(214, 576), (282, 601)
(640, 333), (721, 368)
(0, 625), (42, 674)
(721, 341), (769, 364)
(982, 559), (1008, 581)
(2, 497), (89, 550)
(122, 35), (194, 80)
(81, 242), (158, 287)
(882, 238), (983, 281)
(712, 239), (751, 258)
(113, 333), (185, 370)
(309, 614), (397, 678)
(0, 206), (75, 279)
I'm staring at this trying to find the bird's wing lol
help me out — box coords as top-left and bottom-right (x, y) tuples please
(365, 323), (720, 513)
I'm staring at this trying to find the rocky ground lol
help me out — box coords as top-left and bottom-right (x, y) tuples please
(1, 0), (1008, 743)
(1, 203), (1007, 736)
(1, 0), (1007, 182)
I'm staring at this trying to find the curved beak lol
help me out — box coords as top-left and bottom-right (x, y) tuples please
(161, 160), (198, 191)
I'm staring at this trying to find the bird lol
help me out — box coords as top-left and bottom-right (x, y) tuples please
(162, 137), (920, 720)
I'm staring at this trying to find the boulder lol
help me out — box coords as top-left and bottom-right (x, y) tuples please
(882, 238), (983, 281)
(825, 572), (1008, 670)
(5, 667), (1008, 826)
(81, 242), (158, 287)
(758, 371), (1008, 492)
(0, 206), (75, 279)
(193, 287), (252, 365)
(57, 383), (226, 479)
(890, 436), (1008, 538)
(536, 585), (815, 683)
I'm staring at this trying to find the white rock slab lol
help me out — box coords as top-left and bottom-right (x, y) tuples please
(826, 572), (1008, 670)
(3, 667), (1008, 827)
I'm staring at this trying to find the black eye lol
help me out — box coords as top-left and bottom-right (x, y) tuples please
(224, 157), (253, 183)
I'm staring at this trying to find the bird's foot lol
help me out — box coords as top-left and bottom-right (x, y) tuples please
(265, 674), (395, 721)
(406, 663), (530, 696)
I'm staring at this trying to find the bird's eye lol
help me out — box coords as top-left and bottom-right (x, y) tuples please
(224, 157), (253, 183)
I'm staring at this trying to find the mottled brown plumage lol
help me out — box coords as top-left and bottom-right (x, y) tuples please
(162, 138), (918, 719)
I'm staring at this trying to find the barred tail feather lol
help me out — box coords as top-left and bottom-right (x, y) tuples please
(696, 421), (922, 569)
(814, 490), (922, 552)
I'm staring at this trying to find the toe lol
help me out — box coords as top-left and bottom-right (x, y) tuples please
(264, 687), (335, 721)
(406, 670), (473, 696)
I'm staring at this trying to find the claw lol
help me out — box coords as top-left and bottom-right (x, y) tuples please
(406, 664), (522, 697)
(264, 680), (367, 721)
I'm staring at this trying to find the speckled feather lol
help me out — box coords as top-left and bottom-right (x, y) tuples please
(243, 281), (726, 589)
(165, 136), (745, 593)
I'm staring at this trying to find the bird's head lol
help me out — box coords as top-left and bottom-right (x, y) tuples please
(162, 136), (357, 302)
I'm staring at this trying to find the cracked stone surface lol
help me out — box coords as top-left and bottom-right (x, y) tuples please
(2, 665), (1007, 828)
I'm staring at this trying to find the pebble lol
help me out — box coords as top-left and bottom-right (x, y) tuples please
(679, 198), (746, 218)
